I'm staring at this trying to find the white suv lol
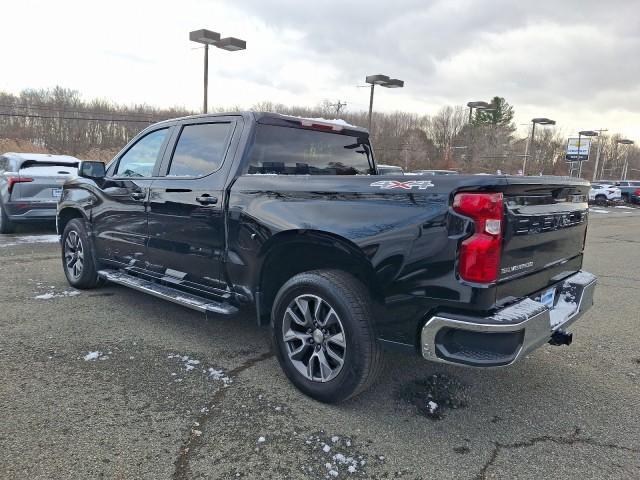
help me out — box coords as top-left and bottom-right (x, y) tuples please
(589, 184), (622, 205)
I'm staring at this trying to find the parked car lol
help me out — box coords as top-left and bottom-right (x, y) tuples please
(0, 153), (79, 233)
(376, 164), (404, 175)
(614, 180), (640, 202)
(412, 169), (458, 175)
(57, 112), (596, 403)
(630, 188), (640, 205)
(588, 183), (622, 205)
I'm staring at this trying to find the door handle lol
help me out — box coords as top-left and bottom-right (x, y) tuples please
(130, 192), (146, 200)
(196, 195), (218, 205)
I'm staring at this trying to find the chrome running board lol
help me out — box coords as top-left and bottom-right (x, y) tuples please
(98, 269), (238, 316)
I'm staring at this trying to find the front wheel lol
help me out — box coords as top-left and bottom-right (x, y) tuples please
(271, 270), (383, 403)
(595, 194), (607, 206)
(61, 218), (102, 289)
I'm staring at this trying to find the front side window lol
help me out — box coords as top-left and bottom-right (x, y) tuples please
(168, 123), (232, 177)
(247, 124), (372, 175)
(115, 128), (168, 177)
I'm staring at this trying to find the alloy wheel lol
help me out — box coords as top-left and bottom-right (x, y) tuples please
(282, 294), (346, 382)
(64, 230), (84, 279)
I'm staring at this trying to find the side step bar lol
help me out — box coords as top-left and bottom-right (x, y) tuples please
(98, 269), (238, 316)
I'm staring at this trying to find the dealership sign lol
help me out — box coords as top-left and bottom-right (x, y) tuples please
(565, 137), (591, 162)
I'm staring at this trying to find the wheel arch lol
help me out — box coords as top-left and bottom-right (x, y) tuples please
(256, 230), (383, 325)
(57, 207), (87, 235)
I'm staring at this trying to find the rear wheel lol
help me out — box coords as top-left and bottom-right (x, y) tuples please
(271, 270), (383, 403)
(0, 203), (15, 234)
(61, 218), (101, 289)
(595, 194), (607, 206)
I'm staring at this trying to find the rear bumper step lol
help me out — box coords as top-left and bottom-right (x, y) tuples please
(420, 271), (597, 367)
(98, 269), (238, 317)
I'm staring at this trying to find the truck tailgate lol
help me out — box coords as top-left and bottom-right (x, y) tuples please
(496, 179), (589, 303)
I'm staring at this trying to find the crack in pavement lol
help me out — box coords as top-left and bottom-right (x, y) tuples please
(172, 350), (275, 480)
(473, 427), (640, 480)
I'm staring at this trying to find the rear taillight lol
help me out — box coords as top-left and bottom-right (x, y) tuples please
(7, 176), (34, 194)
(453, 192), (504, 283)
(634, 189), (640, 195)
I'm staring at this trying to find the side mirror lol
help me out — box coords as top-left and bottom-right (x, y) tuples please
(78, 160), (106, 180)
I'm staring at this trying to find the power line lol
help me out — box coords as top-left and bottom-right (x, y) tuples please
(0, 111), (155, 124)
(0, 102), (164, 120)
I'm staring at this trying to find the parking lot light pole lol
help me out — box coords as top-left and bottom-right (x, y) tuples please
(616, 139), (634, 180)
(365, 74), (404, 132)
(576, 130), (598, 178)
(592, 128), (608, 181)
(523, 117), (556, 176)
(190, 29), (246, 114)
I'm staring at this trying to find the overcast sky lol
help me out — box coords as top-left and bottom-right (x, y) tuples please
(1, 0), (639, 139)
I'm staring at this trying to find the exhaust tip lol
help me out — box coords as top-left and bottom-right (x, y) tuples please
(549, 330), (573, 346)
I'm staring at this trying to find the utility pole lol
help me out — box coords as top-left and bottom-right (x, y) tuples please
(330, 100), (347, 115)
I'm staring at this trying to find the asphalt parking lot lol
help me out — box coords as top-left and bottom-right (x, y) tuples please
(1, 207), (639, 480)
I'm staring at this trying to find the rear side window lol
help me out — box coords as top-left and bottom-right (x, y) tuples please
(168, 123), (232, 177)
(116, 128), (168, 177)
(247, 124), (372, 175)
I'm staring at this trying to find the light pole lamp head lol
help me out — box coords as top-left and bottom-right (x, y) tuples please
(216, 37), (246, 51)
(189, 29), (221, 45)
(383, 78), (404, 88)
(467, 101), (491, 109)
(617, 139), (634, 145)
(532, 117), (556, 126)
(579, 130), (598, 137)
(366, 74), (391, 85)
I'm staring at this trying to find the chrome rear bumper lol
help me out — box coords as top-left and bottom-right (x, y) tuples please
(420, 271), (597, 367)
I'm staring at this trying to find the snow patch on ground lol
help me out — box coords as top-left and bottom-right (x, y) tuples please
(614, 205), (635, 209)
(590, 208), (609, 214)
(303, 434), (369, 477)
(167, 353), (231, 385)
(0, 234), (60, 248)
(83, 351), (110, 361)
(35, 289), (80, 300)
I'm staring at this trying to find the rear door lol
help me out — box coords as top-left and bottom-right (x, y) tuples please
(93, 127), (171, 267)
(146, 117), (240, 295)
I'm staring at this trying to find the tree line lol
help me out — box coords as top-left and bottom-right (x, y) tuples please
(0, 87), (637, 179)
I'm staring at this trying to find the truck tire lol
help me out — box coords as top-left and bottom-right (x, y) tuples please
(0, 203), (16, 234)
(271, 269), (383, 403)
(61, 218), (102, 289)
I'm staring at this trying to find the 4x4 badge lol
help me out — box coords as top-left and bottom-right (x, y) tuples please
(370, 180), (434, 190)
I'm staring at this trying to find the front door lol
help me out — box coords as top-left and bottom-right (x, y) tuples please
(147, 119), (238, 295)
(93, 127), (171, 268)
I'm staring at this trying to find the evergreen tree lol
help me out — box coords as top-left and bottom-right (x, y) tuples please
(473, 96), (515, 130)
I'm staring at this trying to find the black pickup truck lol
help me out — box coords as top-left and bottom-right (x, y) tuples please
(57, 112), (597, 403)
